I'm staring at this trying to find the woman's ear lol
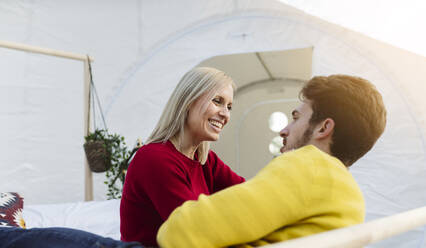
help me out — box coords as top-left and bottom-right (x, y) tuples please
(315, 118), (335, 140)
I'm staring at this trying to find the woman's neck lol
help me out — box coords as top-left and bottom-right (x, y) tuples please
(170, 135), (199, 160)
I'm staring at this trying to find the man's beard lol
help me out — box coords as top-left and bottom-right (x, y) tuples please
(289, 124), (314, 151)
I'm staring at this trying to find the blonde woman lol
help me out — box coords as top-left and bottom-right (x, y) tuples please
(120, 67), (245, 247)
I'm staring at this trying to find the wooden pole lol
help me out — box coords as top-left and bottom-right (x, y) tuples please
(264, 205), (426, 248)
(84, 59), (94, 201)
(0, 40), (94, 201)
(0, 40), (93, 62)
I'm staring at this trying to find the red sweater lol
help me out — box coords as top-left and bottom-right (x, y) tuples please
(120, 140), (245, 246)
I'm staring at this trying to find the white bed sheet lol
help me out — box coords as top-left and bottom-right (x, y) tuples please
(23, 199), (121, 240)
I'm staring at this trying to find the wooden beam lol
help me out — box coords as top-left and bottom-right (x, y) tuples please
(264, 205), (426, 248)
(0, 40), (93, 62)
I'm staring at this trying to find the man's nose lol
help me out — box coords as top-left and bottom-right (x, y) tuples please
(279, 127), (288, 137)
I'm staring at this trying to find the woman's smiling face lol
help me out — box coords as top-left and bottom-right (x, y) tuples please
(185, 83), (233, 143)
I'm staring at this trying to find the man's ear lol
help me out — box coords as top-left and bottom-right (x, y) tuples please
(315, 118), (335, 140)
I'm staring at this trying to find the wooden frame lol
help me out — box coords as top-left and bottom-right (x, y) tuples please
(0, 40), (95, 201)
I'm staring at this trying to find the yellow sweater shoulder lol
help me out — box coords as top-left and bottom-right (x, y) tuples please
(158, 145), (364, 248)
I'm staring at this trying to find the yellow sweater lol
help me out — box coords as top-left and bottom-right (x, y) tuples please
(157, 145), (365, 248)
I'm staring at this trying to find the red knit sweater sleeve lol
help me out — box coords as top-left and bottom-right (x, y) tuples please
(204, 150), (245, 193)
(125, 147), (199, 221)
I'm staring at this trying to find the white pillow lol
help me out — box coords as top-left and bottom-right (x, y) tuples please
(23, 199), (121, 240)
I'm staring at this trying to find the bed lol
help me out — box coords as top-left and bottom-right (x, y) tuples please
(22, 200), (425, 247)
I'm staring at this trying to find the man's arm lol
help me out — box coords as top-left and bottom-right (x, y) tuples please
(157, 147), (320, 248)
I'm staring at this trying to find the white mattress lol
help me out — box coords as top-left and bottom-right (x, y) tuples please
(23, 199), (121, 240)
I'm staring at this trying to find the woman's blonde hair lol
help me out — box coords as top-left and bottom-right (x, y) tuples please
(146, 67), (235, 164)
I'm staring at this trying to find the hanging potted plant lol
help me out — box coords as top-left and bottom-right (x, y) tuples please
(83, 129), (127, 173)
(84, 129), (138, 199)
(83, 56), (140, 199)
